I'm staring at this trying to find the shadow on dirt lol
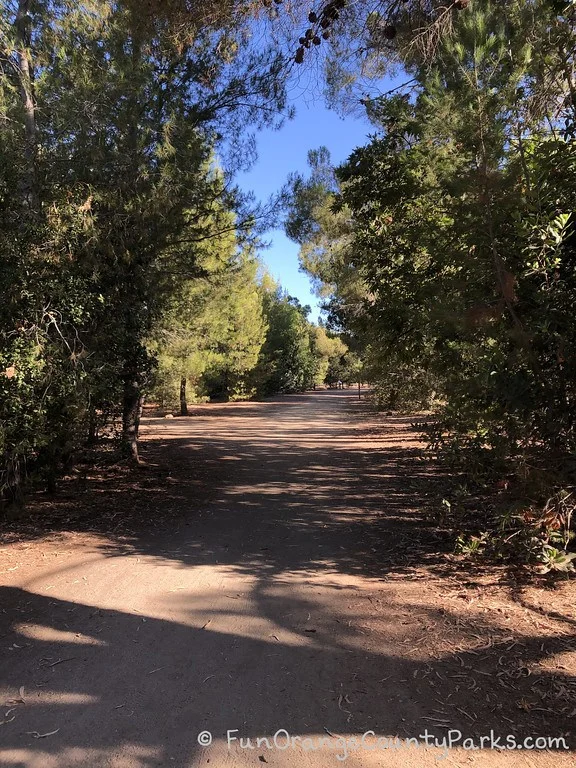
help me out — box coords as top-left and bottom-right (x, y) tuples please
(1, 390), (574, 765)
(1, 391), (450, 581)
(0, 581), (574, 766)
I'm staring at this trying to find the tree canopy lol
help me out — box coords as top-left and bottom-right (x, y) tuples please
(285, 0), (576, 565)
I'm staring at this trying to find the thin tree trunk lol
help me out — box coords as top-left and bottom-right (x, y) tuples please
(122, 374), (142, 463)
(119, 23), (145, 464)
(87, 404), (98, 445)
(2, 457), (24, 510)
(136, 394), (144, 437)
(180, 377), (188, 416)
(14, 0), (39, 211)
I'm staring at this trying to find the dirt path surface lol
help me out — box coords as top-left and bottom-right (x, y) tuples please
(1, 389), (575, 768)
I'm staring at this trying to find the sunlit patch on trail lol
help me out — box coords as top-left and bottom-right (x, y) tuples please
(15, 623), (107, 646)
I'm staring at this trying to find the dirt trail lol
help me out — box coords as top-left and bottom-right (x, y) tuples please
(0, 389), (574, 767)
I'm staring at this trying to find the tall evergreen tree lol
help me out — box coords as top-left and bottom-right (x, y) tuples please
(0, 0), (289, 497)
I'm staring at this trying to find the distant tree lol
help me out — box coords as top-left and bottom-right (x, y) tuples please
(309, 325), (348, 387)
(254, 287), (316, 394)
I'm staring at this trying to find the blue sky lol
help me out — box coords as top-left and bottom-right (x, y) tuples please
(236, 100), (373, 322)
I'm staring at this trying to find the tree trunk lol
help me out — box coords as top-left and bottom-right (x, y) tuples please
(118, 23), (146, 465)
(1, 457), (24, 511)
(87, 404), (98, 445)
(223, 368), (229, 401)
(14, 0), (39, 211)
(180, 377), (188, 416)
(122, 375), (142, 463)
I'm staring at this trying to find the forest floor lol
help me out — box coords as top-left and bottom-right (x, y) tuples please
(0, 388), (575, 768)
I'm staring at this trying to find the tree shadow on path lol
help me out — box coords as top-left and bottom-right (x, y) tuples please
(1, 390), (575, 766)
(0, 584), (574, 768)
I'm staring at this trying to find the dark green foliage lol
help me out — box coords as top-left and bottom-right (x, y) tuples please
(286, 0), (576, 566)
(255, 290), (317, 394)
(0, 0), (289, 499)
